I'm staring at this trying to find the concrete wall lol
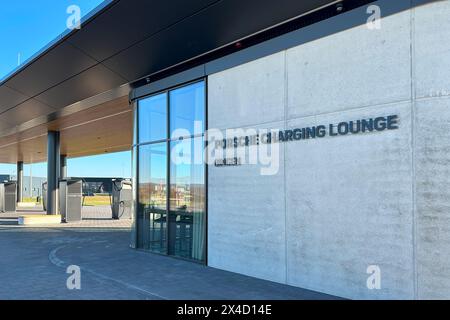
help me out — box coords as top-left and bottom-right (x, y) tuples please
(207, 0), (450, 299)
(414, 0), (450, 300)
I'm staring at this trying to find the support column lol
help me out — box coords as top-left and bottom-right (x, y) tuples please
(17, 161), (23, 203)
(60, 155), (67, 179)
(47, 131), (60, 215)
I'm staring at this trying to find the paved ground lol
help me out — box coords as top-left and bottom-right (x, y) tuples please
(1, 205), (132, 229)
(0, 206), (339, 300)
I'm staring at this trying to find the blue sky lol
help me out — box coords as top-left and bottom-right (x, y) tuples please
(0, 0), (105, 80)
(0, 152), (131, 178)
(0, 0), (131, 178)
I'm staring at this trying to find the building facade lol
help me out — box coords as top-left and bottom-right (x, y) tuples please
(129, 0), (450, 300)
(1, 0), (449, 301)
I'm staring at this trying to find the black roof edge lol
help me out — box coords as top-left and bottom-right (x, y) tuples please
(130, 0), (376, 91)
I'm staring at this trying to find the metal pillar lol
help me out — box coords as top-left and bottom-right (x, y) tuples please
(60, 155), (67, 179)
(17, 161), (23, 203)
(47, 131), (60, 215)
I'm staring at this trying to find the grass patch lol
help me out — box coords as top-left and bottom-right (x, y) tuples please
(22, 197), (41, 204)
(83, 195), (111, 206)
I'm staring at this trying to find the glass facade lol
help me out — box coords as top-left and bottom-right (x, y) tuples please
(134, 80), (206, 263)
(138, 93), (167, 143)
(170, 81), (205, 138)
(138, 143), (167, 253)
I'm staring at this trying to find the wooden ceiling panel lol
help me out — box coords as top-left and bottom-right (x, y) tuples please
(0, 96), (132, 164)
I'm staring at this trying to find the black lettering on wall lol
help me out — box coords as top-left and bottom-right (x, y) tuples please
(387, 115), (399, 130)
(284, 130), (294, 141)
(306, 127), (316, 139)
(338, 122), (349, 135)
(349, 120), (361, 134)
(329, 124), (338, 136)
(293, 129), (302, 140)
(317, 125), (327, 138)
(215, 115), (399, 153)
(362, 119), (374, 132)
(374, 117), (387, 131)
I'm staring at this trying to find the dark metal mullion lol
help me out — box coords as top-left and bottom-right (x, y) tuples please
(133, 78), (205, 105)
(135, 101), (141, 249)
(136, 133), (203, 148)
(171, 133), (205, 141)
(136, 138), (169, 148)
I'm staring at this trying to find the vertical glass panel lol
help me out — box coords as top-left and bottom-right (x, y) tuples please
(138, 93), (167, 143)
(131, 145), (138, 248)
(133, 103), (138, 146)
(169, 137), (206, 261)
(170, 81), (205, 139)
(135, 80), (206, 262)
(138, 143), (167, 254)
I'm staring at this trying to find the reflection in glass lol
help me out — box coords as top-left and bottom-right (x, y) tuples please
(135, 80), (206, 262)
(138, 93), (167, 144)
(169, 137), (205, 261)
(170, 81), (205, 139)
(131, 145), (138, 248)
(138, 143), (167, 253)
(133, 104), (138, 146)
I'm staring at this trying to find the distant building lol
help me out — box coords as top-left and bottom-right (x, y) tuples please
(0, 175), (11, 182)
(0, 175), (46, 198)
(11, 176), (46, 198)
(72, 177), (128, 196)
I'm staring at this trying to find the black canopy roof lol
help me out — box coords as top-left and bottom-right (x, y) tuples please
(0, 0), (338, 134)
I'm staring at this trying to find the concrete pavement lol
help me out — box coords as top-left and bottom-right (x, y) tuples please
(0, 208), (340, 300)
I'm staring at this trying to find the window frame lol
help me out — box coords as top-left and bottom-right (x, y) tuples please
(134, 78), (208, 264)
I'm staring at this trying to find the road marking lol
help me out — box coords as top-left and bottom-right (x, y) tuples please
(48, 245), (169, 300)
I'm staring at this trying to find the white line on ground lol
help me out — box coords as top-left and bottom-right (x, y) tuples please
(48, 245), (169, 300)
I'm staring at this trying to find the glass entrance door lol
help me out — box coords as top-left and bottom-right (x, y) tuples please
(135, 80), (206, 263)
(138, 142), (167, 253)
